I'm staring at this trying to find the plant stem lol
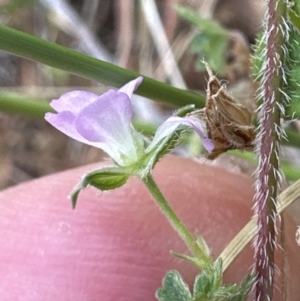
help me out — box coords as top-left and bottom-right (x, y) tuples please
(142, 174), (207, 261)
(0, 25), (205, 108)
(254, 0), (287, 300)
(0, 93), (54, 118)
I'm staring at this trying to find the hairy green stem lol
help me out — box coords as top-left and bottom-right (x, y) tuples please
(142, 174), (206, 261)
(254, 0), (287, 300)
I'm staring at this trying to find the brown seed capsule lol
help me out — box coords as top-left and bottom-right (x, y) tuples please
(191, 62), (255, 159)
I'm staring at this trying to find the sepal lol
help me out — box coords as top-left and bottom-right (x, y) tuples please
(70, 166), (135, 208)
(140, 127), (182, 177)
(171, 251), (211, 271)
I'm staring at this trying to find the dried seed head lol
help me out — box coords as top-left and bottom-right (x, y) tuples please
(191, 62), (255, 159)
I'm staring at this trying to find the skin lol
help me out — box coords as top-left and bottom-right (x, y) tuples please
(0, 155), (299, 300)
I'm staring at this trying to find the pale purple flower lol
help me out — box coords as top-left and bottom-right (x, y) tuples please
(45, 77), (214, 167)
(45, 77), (145, 166)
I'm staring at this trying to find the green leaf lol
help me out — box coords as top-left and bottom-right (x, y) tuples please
(232, 274), (254, 301)
(285, 26), (300, 119)
(251, 32), (265, 82)
(211, 259), (223, 291)
(193, 272), (212, 299)
(192, 264), (252, 301)
(210, 274), (253, 301)
(156, 270), (192, 301)
(289, 8), (300, 31)
(175, 5), (228, 36)
(190, 33), (228, 75)
(253, 6), (300, 121)
(193, 259), (223, 299)
(175, 4), (229, 75)
(70, 167), (132, 208)
(0, 25), (205, 109)
(156, 268), (252, 301)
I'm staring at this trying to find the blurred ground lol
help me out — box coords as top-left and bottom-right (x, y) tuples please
(0, 0), (266, 189)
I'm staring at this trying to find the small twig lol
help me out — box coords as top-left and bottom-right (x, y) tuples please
(115, 1), (134, 68)
(39, 0), (112, 62)
(140, 0), (186, 88)
(81, 0), (101, 29)
(218, 179), (300, 272)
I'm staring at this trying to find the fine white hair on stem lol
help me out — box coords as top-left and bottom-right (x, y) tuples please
(251, 1), (291, 300)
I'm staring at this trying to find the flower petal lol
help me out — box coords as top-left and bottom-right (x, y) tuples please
(75, 90), (133, 143)
(50, 91), (100, 114)
(75, 89), (144, 165)
(45, 111), (108, 149)
(46, 110), (125, 165)
(149, 116), (214, 153)
(45, 77), (144, 166)
(118, 76), (143, 98)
